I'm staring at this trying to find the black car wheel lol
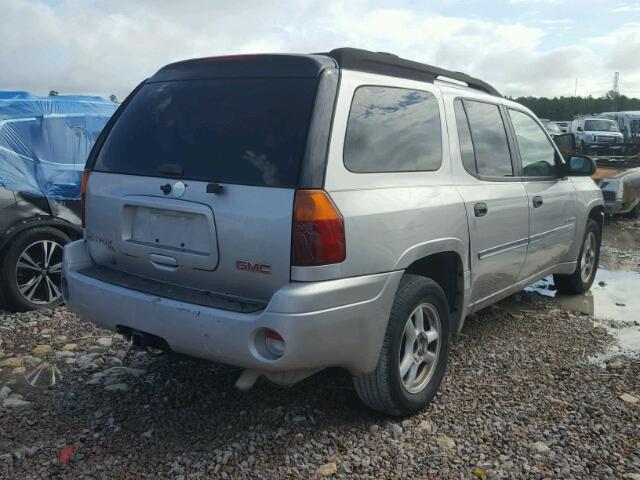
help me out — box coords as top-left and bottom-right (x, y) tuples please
(554, 219), (601, 295)
(1, 227), (71, 311)
(353, 275), (451, 416)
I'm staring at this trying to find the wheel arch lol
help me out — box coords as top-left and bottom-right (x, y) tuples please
(403, 250), (465, 334)
(0, 217), (82, 259)
(588, 205), (604, 231)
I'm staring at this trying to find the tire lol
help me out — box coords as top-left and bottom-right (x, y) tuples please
(0, 227), (71, 311)
(553, 219), (601, 295)
(353, 274), (451, 416)
(624, 203), (640, 220)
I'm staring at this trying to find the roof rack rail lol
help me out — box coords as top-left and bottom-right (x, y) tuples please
(322, 48), (501, 97)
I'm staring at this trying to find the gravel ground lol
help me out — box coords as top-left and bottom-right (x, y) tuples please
(1, 221), (639, 480)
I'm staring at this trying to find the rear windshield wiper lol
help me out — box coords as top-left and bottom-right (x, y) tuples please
(157, 163), (183, 177)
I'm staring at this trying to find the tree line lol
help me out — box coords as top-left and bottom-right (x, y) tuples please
(510, 91), (640, 121)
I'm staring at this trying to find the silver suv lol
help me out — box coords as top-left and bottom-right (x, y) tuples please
(62, 48), (604, 416)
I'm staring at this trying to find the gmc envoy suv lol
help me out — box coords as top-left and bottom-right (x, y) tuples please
(62, 48), (604, 416)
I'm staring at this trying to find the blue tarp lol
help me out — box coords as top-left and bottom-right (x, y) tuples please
(0, 91), (117, 200)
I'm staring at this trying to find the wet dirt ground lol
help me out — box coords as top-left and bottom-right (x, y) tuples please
(0, 219), (639, 479)
(527, 218), (640, 362)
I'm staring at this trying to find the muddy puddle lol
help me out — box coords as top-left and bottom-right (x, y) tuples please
(527, 269), (640, 321)
(525, 219), (640, 363)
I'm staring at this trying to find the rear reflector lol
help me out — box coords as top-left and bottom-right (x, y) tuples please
(292, 190), (346, 266)
(264, 329), (285, 358)
(80, 169), (90, 228)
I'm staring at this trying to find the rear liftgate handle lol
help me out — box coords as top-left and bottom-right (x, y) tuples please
(474, 202), (488, 217)
(150, 253), (178, 271)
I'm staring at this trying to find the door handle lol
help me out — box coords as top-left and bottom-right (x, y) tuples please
(532, 196), (543, 208)
(474, 202), (488, 217)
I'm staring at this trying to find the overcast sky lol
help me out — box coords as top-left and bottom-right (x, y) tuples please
(1, 0), (639, 100)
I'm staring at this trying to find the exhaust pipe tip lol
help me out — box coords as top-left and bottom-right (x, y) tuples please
(234, 369), (261, 391)
(116, 326), (171, 352)
(131, 332), (145, 348)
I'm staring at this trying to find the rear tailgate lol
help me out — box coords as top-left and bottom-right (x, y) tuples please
(85, 173), (294, 302)
(84, 64), (327, 303)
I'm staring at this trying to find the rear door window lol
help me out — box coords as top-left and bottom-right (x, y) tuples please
(459, 100), (513, 177)
(344, 86), (442, 173)
(93, 78), (318, 188)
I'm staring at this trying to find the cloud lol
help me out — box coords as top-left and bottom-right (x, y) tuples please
(0, 0), (638, 99)
(611, 3), (640, 13)
(510, 0), (563, 4)
(541, 18), (573, 25)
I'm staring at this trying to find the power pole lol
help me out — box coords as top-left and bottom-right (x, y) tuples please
(574, 78), (578, 97)
(612, 72), (619, 111)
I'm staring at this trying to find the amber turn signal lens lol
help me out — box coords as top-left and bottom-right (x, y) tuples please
(292, 190), (346, 266)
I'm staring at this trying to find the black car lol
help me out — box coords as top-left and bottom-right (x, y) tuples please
(0, 92), (116, 310)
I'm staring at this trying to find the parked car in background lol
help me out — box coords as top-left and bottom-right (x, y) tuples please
(63, 48), (604, 416)
(552, 121), (571, 133)
(571, 116), (624, 154)
(598, 111), (640, 154)
(540, 118), (564, 137)
(592, 156), (640, 217)
(0, 92), (116, 310)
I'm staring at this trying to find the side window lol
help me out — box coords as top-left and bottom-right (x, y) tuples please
(463, 100), (513, 177)
(344, 86), (442, 173)
(453, 99), (477, 173)
(508, 109), (556, 177)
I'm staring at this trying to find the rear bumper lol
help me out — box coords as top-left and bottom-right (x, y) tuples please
(63, 240), (402, 375)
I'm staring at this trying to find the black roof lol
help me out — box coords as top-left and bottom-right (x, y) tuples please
(149, 47), (500, 97)
(323, 48), (501, 97)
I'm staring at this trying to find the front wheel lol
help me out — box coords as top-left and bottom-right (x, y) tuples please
(554, 218), (601, 294)
(624, 203), (640, 220)
(353, 275), (450, 416)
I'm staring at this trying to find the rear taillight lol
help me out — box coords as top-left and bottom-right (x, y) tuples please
(80, 169), (90, 228)
(292, 189), (346, 266)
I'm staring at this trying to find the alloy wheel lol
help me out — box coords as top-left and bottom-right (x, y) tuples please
(15, 240), (64, 305)
(398, 303), (442, 394)
(580, 231), (597, 283)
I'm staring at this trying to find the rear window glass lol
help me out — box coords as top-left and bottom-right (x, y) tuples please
(93, 79), (318, 187)
(463, 100), (513, 177)
(344, 86), (442, 173)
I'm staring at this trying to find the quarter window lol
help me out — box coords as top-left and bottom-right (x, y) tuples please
(453, 100), (477, 173)
(462, 100), (513, 177)
(509, 109), (556, 177)
(344, 86), (442, 173)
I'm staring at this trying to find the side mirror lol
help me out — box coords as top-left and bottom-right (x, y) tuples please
(562, 156), (596, 177)
(577, 126), (583, 131)
(553, 133), (575, 159)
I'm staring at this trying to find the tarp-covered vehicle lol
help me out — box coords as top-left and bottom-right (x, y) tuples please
(0, 91), (117, 310)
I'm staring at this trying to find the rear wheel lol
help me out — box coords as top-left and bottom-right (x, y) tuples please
(353, 275), (450, 416)
(0, 227), (70, 311)
(554, 219), (600, 294)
